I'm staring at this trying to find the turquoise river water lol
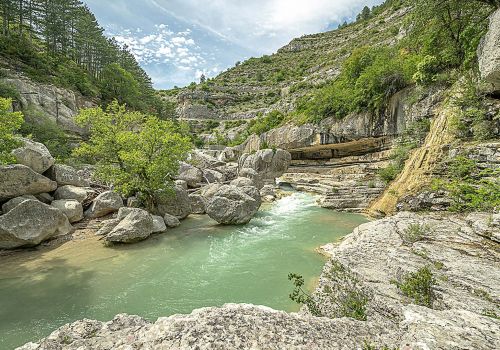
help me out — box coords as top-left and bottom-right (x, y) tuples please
(0, 192), (368, 349)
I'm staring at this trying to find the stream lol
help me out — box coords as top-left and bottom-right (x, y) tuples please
(0, 192), (368, 349)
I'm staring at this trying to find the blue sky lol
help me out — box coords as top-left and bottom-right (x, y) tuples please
(84, 0), (384, 89)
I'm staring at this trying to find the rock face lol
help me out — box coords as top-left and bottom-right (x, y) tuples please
(85, 191), (123, 218)
(478, 8), (500, 93)
(239, 149), (292, 180)
(11, 138), (55, 174)
(0, 165), (57, 201)
(315, 211), (500, 349)
(54, 185), (91, 203)
(153, 182), (191, 219)
(51, 199), (84, 223)
(188, 194), (206, 214)
(0, 200), (72, 249)
(45, 164), (89, 187)
(105, 209), (154, 243)
(163, 213), (180, 228)
(205, 185), (261, 224)
(177, 163), (204, 188)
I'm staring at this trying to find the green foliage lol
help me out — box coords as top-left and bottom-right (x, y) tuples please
(401, 223), (429, 245)
(99, 63), (143, 110)
(19, 111), (71, 161)
(413, 55), (441, 86)
(288, 273), (322, 317)
(393, 266), (436, 308)
(295, 47), (418, 123)
(0, 81), (21, 100)
(0, 98), (23, 164)
(73, 101), (192, 208)
(248, 110), (285, 135)
(315, 261), (369, 320)
(435, 156), (500, 212)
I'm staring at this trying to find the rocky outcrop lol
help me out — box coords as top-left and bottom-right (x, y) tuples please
(177, 163), (204, 188)
(54, 185), (92, 203)
(11, 138), (55, 174)
(2, 70), (95, 136)
(51, 199), (84, 223)
(105, 208), (154, 244)
(45, 164), (89, 187)
(188, 194), (206, 214)
(163, 213), (180, 228)
(239, 149), (292, 180)
(0, 200), (72, 249)
(478, 8), (500, 93)
(85, 191), (123, 218)
(205, 185), (261, 224)
(0, 164), (57, 201)
(154, 181), (191, 219)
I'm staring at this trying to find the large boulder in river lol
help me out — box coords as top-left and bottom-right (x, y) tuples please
(152, 215), (167, 233)
(479, 8), (500, 93)
(163, 213), (180, 228)
(11, 138), (55, 174)
(206, 185), (261, 225)
(45, 164), (89, 187)
(239, 149), (292, 180)
(85, 191), (123, 218)
(0, 164), (57, 201)
(238, 168), (264, 189)
(51, 199), (84, 223)
(153, 182), (191, 219)
(105, 208), (154, 244)
(0, 199), (72, 249)
(54, 185), (92, 203)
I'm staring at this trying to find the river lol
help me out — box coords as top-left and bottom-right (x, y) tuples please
(0, 192), (368, 349)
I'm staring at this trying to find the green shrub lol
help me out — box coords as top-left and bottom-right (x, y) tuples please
(0, 81), (21, 100)
(413, 55), (440, 85)
(401, 223), (429, 245)
(393, 266), (436, 308)
(0, 98), (24, 164)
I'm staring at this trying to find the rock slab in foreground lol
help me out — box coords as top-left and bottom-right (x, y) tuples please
(0, 200), (72, 249)
(0, 165), (57, 201)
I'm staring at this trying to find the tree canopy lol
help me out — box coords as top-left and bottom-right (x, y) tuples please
(73, 101), (192, 207)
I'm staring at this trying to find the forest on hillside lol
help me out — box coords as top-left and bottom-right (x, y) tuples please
(0, 0), (173, 117)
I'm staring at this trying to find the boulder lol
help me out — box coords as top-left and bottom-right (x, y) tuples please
(163, 213), (181, 228)
(105, 209), (154, 244)
(0, 164), (57, 201)
(177, 163), (204, 188)
(85, 191), (123, 218)
(205, 185), (261, 225)
(238, 168), (264, 189)
(215, 162), (239, 181)
(230, 177), (255, 188)
(51, 199), (84, 223)
(54, 185), (91, 203)
(45, 164), (89, 187)
(11, 138), (55, 174)
(189, 194), (206, 214)
(96, 219), (120, 236)
(2, 195), (38, 213)
(260, 185), (277, 202)
(34, 192), (54, 204)
(191, 150), (226, 169)
(0, 200), (72, 249)
(152, 215), (167, 233)
(239, 149), (292, 180)
(203, 169), (225, 183)
(153, 183), (191, 219)
(200, 183), (224, 200)
(478, 8), (500, 93)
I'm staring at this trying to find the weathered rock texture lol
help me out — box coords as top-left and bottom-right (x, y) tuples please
(479, 8), (500, 93)
(0, 164), (57, 201)
(105, 208), (154, 243)
(51, 199), (84, 223)
(153, 181), (191, 219)
(85, 191), (123, 218)
(0, 200), (72, 249)
(239, 149), (292, 180)
(205, 185), (261, 224)
(11, 138), (55, 174)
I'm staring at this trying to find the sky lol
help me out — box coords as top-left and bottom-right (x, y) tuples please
(83, 0), (385, 89)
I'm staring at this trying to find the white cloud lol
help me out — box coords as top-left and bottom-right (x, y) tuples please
(149, 0), (384, 52)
